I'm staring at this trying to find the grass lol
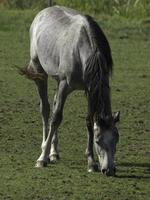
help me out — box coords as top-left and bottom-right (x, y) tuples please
(1, 0), (150, 19)
(0, 8), (150, 200)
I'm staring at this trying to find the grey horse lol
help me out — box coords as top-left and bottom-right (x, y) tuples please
(21, 6), (120, 176)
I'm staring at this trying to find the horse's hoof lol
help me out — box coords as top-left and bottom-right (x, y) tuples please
(35, 160), (47, 168)
(49, 154), (60, 163)
(88, 167), (94, 173)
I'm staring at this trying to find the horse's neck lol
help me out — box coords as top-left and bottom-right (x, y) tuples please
(100, 83), (112, 117)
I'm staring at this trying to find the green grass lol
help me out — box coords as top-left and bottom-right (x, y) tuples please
(1, 0), (150, 19)
(0, 9), (150, 200)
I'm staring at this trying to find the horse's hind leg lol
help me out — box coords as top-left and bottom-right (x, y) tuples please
(36, 80), (71, 167)
(49, 92), (60, 162)
(35, 77), (50, 156)
(29, 59), (50, 162)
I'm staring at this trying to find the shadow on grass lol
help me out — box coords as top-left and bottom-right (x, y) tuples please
(116, 161), (150, 179)
(118, 162), (150, 168)
(115, 175), (150, 179)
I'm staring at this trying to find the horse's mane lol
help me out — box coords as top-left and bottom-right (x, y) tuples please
(84, 15), (113, 115)
(85, 15), (113, 72)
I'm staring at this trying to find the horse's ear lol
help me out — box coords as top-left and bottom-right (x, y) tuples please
(113, 111), (120, 123)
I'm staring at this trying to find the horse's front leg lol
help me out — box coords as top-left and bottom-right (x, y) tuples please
(86, 115), (98, 172)
(49, 90), (60, 162)
(85, 95), (99, 172)
(36, 80), (71, 167)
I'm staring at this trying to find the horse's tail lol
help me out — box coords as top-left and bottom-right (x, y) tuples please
(18, 63), (46, 81)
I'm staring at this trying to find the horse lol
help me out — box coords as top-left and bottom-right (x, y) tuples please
(21, 6), (120, 176)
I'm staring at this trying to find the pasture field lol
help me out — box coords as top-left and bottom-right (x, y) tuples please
(0, 9), (150, 200)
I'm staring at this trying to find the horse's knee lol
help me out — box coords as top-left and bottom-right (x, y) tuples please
(51, 112), (63, 128)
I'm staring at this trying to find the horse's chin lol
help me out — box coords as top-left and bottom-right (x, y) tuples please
(98, 155), (116, 176)
(95, 144), (116, 176)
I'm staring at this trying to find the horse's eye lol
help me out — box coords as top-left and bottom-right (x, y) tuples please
(112, 127), (119, 142)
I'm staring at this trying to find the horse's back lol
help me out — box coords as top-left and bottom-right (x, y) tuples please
(29, 6), (112, 89)
(30, 6), (89, 84)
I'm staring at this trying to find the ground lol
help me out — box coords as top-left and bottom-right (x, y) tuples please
(0, 9), (150, 200)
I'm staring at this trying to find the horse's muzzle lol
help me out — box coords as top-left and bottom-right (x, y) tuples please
(101, 166), (116, 176)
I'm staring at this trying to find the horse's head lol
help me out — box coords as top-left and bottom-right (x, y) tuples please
(94, 111), (120, 176)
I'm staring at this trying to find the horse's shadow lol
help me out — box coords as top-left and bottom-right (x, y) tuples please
(115, 162), (150, 179)
(118, 162), (150, 168)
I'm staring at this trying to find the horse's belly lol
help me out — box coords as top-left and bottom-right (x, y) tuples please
(38, 54), (59, 76)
